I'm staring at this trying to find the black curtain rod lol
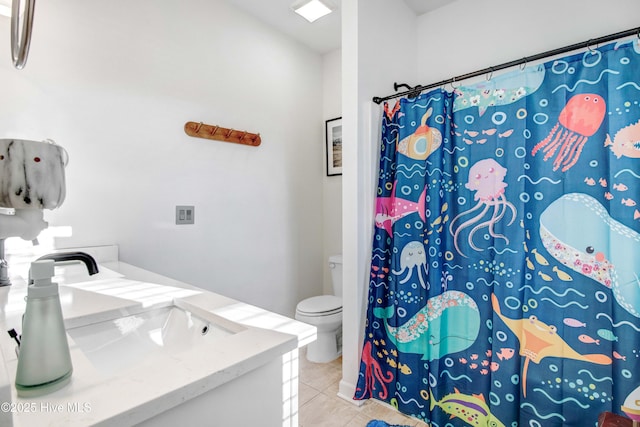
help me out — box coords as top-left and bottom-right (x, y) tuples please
(373, 26), (640, 104)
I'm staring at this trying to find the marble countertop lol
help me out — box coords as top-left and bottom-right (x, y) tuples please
(0, 245), (316, 426)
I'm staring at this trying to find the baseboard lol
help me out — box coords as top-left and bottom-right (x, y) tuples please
(337, 379), (365, 406)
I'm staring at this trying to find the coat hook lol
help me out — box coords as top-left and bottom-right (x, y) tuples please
(184, 121), (261, 147)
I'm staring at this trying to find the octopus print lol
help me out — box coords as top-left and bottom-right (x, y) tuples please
(532, 93), (606, 172)
(355, 341), (393, 400)
(449, 158), (517, 257)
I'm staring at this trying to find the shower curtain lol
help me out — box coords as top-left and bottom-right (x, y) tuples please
(355, 39), (640, 426)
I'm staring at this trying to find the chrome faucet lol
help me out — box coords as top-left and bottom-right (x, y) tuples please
(35, 251), (99, 276)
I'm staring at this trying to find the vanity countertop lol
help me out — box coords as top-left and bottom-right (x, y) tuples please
(0, 245), (316, 426)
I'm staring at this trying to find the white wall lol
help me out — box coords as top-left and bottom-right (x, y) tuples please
(0, 0), (325, 316)
(340, 0), (418, 402)
(322, 49), (342, 294)
(416, 0), (640, 84)
(340, 0), (640, 407)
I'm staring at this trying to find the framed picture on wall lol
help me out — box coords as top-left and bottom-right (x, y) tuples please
(326, 117), (342, 176)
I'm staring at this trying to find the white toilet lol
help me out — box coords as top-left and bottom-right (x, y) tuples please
(295, 255), (343, 363)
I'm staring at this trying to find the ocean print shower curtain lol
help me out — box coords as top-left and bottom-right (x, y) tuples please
(355, 39), (640, 426)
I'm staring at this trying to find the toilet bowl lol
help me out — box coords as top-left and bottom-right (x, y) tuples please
(295, 255), (343, 363)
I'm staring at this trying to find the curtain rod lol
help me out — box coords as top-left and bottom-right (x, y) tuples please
(372, 26), (640, 104)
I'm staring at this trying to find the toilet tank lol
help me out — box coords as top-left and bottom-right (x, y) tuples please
(329, 255), (343, 298)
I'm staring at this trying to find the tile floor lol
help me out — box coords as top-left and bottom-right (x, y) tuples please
(298, 348), (429, 427)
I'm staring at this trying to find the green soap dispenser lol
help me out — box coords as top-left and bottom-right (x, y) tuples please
(15, 259), (73, 397)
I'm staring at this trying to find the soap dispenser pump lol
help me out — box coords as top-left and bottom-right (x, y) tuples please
(15, 259), (73, 397)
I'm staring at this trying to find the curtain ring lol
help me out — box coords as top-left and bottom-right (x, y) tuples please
(586, 39), (599, 53)
(450, 77), (460, 90)
(486, 67), (493, 81)
(11, 0), (36, 70)
(520, 58), (527, 71)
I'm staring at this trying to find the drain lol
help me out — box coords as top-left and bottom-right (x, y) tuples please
(201, 325), (210, 335)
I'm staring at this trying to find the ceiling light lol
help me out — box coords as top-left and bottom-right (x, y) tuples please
(292, 0), (333, 23)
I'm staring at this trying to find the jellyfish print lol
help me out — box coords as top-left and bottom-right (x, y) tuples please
(392, 241), (429, 289)
(532, 93), (606, 172)
(449, 159), (517, 257)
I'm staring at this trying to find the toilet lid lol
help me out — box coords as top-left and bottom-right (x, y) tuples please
(297, 295), (342, 315)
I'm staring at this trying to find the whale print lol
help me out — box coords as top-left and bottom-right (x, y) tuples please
(540, 193), (640, 317)
(453, 64), (545, 116)
(374, 291), (480, 361)
(492, 294), (612, 397)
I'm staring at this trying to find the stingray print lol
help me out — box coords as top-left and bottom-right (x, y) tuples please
(491, 294), (612, 397)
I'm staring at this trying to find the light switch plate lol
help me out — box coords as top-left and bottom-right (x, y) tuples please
(176, 205), (195, 225)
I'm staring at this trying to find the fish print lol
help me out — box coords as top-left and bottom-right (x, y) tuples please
(531, 248), (549, 265)
(498, 129), (514, 138)
(553, 266), (573, 281)
(578, 334), (600, 345)
(597, 329), (618, 342)
(526, 257), (535, 270)
(430, 388), (506, 427)
(398, 363), (412, 375)
(613, 351), (626, 361)
(538, 271), (553, 282)
(563, 318), (586, 328)
(496, 348), (515, 361)
(605, 118), (640, 159)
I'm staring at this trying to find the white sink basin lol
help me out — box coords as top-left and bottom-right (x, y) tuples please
(67, 305), (235, 376)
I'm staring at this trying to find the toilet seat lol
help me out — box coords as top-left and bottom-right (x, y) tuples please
(296, 295), (342, 317)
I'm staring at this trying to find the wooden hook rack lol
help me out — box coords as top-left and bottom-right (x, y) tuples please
(184, 121), (261, 147)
